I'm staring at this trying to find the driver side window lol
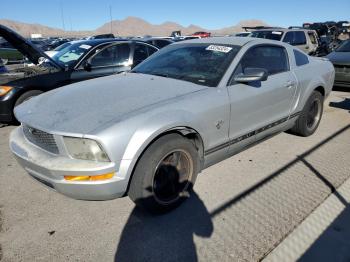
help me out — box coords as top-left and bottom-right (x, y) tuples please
(231, 45), (289, 84)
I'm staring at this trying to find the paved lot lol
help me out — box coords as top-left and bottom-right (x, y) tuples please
(0, 90), (349, 262)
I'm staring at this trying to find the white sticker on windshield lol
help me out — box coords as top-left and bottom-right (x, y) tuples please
(79, 44), (92, 50)
(206, 45), (232, 53)
(272, 31), (283, 35)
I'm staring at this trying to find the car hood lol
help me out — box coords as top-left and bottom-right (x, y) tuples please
(15, 73), (205, 134)
(326, 51), (350, 66)
(0, 64), (61, 85)
(0, 25), (62, 69)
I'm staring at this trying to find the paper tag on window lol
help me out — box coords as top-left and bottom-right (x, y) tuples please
(272, 31), (283, 35)
(206, 45), (232, 53)
(79, 44), (92, 50)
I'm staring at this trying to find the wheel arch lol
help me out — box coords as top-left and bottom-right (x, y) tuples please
(314, 86), (325, 97)
(123, 125), (205, 196)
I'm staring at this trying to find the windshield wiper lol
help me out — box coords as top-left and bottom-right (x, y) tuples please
(130, 70), (168, 77)
(149, 72), (169, 78)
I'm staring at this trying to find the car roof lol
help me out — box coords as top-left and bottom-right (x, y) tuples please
(172, 36), (296, 49)
(75, 38), (130, 46)
(172, 36), (271, 46)
(135, 37), (173, 42)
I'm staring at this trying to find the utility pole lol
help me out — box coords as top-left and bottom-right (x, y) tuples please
(60, 1), (65, 31)
(109, 5), (113, 34)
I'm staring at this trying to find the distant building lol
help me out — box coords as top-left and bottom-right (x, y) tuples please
(30, 34), (42, 39)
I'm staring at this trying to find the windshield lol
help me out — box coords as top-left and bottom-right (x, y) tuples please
(54, 42), (72, 52)
(51, 42), (92, 69)
(132, 43), (240, 87)
(250, 31), (284, 41)
(336, 40), (350, 52)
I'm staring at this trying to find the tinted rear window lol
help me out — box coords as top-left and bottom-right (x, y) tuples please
(250, 31), (284, 41)
(293, 49), (309, 66)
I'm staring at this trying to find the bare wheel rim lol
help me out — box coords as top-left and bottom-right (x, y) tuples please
(152, 149), (193, 205)
(306, 98), (321, 131)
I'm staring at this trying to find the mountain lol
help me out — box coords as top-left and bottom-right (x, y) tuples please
(0, 17), (269, 37)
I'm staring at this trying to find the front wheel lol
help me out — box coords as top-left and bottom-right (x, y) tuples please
(290, 90), (324, 137)
(128, 133), (200, 213)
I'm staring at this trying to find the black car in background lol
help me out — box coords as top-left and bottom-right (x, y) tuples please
(327, 39), (350, 88)
(137, 38), (174, 48)
(45, 39), (69, 51)
(0, 25), (158, 123)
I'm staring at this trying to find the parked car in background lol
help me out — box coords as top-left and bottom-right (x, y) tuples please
(250, 28), (320, 55)
(192, 31), (211, 38)
(0, 25), (158, 123)
(29, 39), (50, 50)
(10, 37), (334, 213)
(173, 35), (201, 42)
(0, 40), (24, 64)
(45, 39), (69, 51)
(327, 39), (350, 87)
(85, 34), (115, 40)
(0, 47), (24, 65)
(233, 32), (251, 37)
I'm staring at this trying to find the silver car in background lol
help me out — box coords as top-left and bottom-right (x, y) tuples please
(10, 37), (334, 213)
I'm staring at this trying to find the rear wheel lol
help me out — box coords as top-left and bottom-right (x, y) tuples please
(291, 90), (323, 137)
(128, 133), (200, 213)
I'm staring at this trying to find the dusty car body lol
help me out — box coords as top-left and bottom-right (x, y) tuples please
(10, 37), (334, 213)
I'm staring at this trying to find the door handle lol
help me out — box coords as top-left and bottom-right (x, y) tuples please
(284, 80), (296, 88)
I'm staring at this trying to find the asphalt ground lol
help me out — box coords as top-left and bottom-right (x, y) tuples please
(0, 89), (349, 261)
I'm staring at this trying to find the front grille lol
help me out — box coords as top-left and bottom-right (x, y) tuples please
(22, 125), (59, 154)
(334, 64), (350, 74)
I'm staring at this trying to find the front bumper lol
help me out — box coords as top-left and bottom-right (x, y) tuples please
(9, 126), (129, 200)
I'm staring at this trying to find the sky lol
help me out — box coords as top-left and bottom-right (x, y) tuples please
(0, 0), (349, 31)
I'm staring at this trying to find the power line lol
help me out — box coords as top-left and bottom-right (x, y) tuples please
(60, 1), (65, 31)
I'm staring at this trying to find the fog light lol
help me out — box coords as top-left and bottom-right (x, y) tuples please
(64, 173), (114, 181)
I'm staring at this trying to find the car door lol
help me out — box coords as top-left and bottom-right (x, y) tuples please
(282, 31), (309, 53)
(226, 44), (297, 154)
(70, 42), (132, 82)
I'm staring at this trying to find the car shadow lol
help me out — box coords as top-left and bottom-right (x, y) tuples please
(114, 191), (213, 262)
(329, 98), (350, 112)
(298, 195), (350, 262)
(333, 86), (350, 92)
(114, 124), (350, 261)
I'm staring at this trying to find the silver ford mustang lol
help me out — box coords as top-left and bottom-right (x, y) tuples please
(10, 37), (334, 213)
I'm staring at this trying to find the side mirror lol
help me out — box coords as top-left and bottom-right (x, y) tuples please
(234, 68), (268, 83)
(83, 60), (92, 72)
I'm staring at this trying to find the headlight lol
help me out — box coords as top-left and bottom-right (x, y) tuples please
(0, 86), (13, 96)
(64, 137), (110, 162)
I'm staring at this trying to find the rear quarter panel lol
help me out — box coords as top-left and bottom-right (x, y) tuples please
(291, 55), (334, 113)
